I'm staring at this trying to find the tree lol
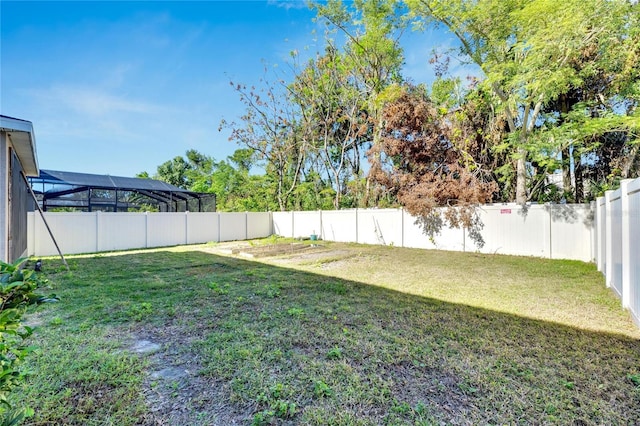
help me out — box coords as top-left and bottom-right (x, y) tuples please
(154, 155), (192, 189)
(223, 73), (308, 211)
(531, 0), (640, 201)
(369, 87), (497, 243)
(291, 46), (370, 208)
(313, 0), (406, 205)
(406, 0), (639, 204)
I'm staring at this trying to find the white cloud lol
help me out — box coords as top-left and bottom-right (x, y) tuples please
(103, 63), (138, 89)
(27, 85), (165, 117)
(267, 0), (310, 10)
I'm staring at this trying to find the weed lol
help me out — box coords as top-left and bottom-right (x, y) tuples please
(252, 410), (275, 425)
(272, 399), (296, 418)
(286, 307), (304, 317)
(458, 381), (479, 395)
(391, 400), (411, 414)
(560, 379), (575, 390)
(49, 316), (64, 326)
(326, 346), (343, 360)
(208, 281), (230, 295)
(263, 283), (281, 298)
(629, 374), (640, 387)
(313, 380), (333, 398)
(270, 382), (286, 399)
(126, 302), (153, 321)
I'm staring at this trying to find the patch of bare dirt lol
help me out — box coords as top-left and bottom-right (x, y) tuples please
(200, 241), (357, 267)
(268, 247), (355, 267)
(129, 328), (251, 426)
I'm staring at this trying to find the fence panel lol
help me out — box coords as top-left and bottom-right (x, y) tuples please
(478, 205), (549, 257)
(596, 197), (606, 272)
(609, 191), (623, 297)
(32, 212), (98, 256)
(99, 213), (147, 252)
(247, 212), (272, 239)
(292, 211), (322, 239)
(321, 210), (358, 243)
(146, 213), (187, 248)
(186, 213), (219, 244)
(219, 213), (248, 242)
(401, 209), (465, 251)
(356, 209), (403, 246)
(627, 179), (640, 325)
(272, 212), (293, 238)
(549, 204), (593, 261)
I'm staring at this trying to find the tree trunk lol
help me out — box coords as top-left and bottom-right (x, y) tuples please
(559, 95), (573, 200)
(515, 148), (528, 204)
(574, 149), (583, 203)
(562, 146), (572, 197)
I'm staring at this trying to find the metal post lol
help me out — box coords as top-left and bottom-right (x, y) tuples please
(21, 172), (69, 271)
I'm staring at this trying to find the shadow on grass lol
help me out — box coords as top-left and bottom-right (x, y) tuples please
(22, 249), (640, 425)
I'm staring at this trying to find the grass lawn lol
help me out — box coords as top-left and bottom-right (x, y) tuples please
(15, 241), (640, 425)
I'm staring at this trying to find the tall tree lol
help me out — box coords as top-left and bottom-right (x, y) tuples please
(369, 87), (497, 244)
(407, 0), (639, 204)
(291, 46), (370, 208)
(313, 0), (406, 205)
(223, 74), (308, 211)
(155, 156), (192, 189)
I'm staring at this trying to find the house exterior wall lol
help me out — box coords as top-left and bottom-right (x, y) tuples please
(9, 149), (29, 261)
(0, 117), (39, 263)
(1, 128), (36, 263)
(0, 131), (9, 263)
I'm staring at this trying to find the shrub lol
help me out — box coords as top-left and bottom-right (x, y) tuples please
(0, 258), (57, 425)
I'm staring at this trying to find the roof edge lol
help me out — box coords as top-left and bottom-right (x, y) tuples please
(0, 115), (39, 176)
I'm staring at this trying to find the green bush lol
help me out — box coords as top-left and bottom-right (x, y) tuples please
(0, 258), (57, 425)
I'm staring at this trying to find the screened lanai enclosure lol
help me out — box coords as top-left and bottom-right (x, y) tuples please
(28, 170), (216, 212)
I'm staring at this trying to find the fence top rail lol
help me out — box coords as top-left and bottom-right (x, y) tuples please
(605, 189), (623, 202)
(627, 178), (640, 196)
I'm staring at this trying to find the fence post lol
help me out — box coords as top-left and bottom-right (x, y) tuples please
(269, 211), (273, 236)
(462, 221), (466, 252)
(245, 212), (249, 241)
(604, 190), (614, 288)
(590, 201), (596, 264)
(621, 179), (632, 309)
(96, 211), (101, 253)
(355, 208), (359, 243)
(401, 208), (404, 248)
(144, 212), (150, 248)
(548, 204), (553, 259)
(185, 211), (189, 245)
(596, 197), (605, 272)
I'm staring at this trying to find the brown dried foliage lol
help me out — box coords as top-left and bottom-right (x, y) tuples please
(369, 90), (497, 243)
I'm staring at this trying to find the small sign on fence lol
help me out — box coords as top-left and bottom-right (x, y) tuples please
(500, 209), (512, 214)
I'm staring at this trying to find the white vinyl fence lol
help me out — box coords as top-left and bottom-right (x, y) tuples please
(27, 211), (272, 256)
(594, 178), (640, 327)
(29, 204), (593, 261)
(273, 204), (594, 262)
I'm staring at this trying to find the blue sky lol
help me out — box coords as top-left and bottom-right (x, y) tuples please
(1, 1), (460, 178)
